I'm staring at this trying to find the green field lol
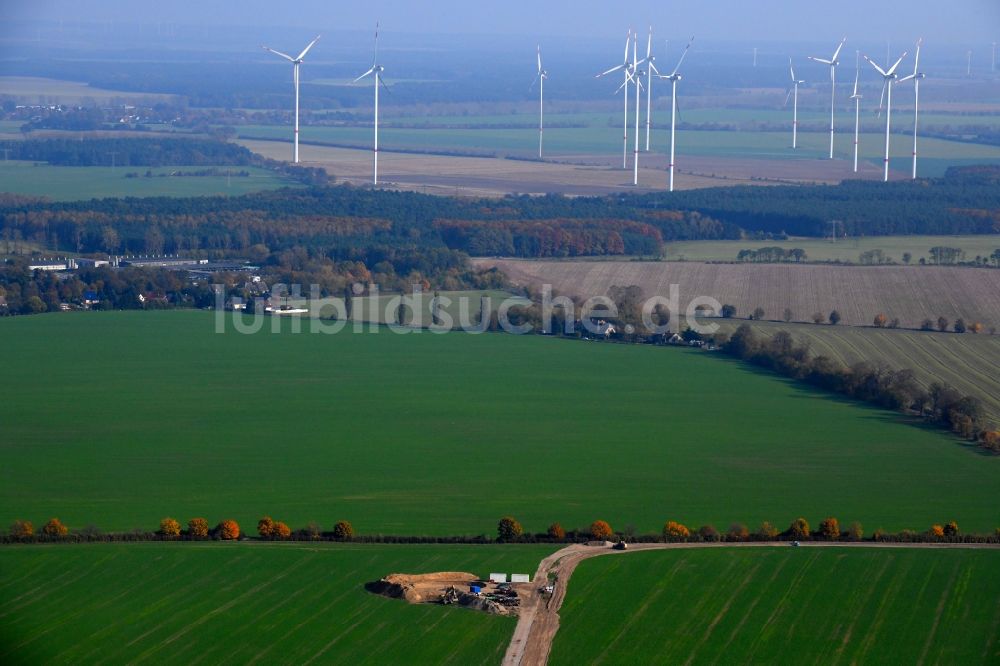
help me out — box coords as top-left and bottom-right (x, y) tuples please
(551, 547), (1000, 664)
(2, 311), (999, 535)
(0, 542), (554, 664)
(665, 234), (1000, 264)
(0, 162), (297, 201)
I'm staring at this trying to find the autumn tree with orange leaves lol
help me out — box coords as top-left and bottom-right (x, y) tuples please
(788, 517), (810, 539)
(159, 518), (181, 538)
(217, 520), (240, 540)
(589, 520), (613, 540)
(9, 520), (34, 539)
(41, 518), (68, 537)
(818, 517), (840, 539)
(333, 521), (354, 540)
(188, 517), (209, 539)
(662, 521), (691, 541)
(273, 522), (291, 539)
(547, 522), (566, 540)
(257, 516), (276, 539)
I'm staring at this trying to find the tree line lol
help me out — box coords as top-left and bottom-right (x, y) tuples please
(7, 514), (998, 545)
(720, 324), (991, 443)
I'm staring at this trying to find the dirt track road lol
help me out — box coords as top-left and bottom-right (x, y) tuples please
(502, 541), (1000, 666)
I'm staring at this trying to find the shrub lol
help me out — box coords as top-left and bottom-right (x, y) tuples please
(873, 313), (887, 328)
(41, 518), (68, 537)
(257, 516), (276, 539)
(273, 521), (291, 540)
(929, 524), (945, 539)
(333, 520), (354, 540)
(828, 310), (841, 325)
(188, 517), (209, 539)
(9, 520), (34, 539)
(497, 516), (524, 542)
(846, 521), (864, 541)
(697, 524), (720, 542)
(662, 521), (691, 541)
(818, 517), (840, 540)
(589, 520), (613, 541)
(217, 520), (240, 540)
(757, 521), (778, 539)
(303, 521), (321, 541)
(158, 517), (181, 538)
(943, 521), (959, 537)
(547, 522), (566, 540)
(727, 523), (749, 541)
(788, 517), (810, 539)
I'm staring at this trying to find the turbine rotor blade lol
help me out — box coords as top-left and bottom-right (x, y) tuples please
(831, 37), (846, 63)
(671, 37), (693, 76)
(887, 51), (908, 76)
(296, 35), (321, 61)
(597, 63), (625, 77)
(863, 54), (888, 77)
(808, 56), (832, 64)
(353, 67), (376, 83)
(262, 46), (295, 62)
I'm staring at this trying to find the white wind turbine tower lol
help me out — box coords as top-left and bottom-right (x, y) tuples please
(644, 27), (660, 152)
(630, 34), (648, 185)
(849, 56), (862, 173)
(896, 39), (925, 179)
(597, 31), (635, 169)
(863, 48), (909, 182)
(656, 37), (693, 192)
(786, 58), (805, 149)
(530, 46), (548, 158)
(808, 37), (847, 160)
(354, 24), (388, 185)
(261, 35), (321, 164)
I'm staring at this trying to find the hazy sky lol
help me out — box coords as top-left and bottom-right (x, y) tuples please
(3, 0), (998, 44)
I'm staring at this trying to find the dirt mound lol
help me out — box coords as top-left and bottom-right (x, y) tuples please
(366, 572), (478, 604)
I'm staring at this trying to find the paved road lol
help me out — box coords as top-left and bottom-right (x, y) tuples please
(501, 541), (1000, 666)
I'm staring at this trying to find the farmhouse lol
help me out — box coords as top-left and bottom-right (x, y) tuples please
(28, 259), (72, 271)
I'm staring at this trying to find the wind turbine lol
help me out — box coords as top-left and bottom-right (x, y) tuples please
(896, 39), (925, 179)
(644, 27), (660, 152)
(808, 37), (847, 160)
(785, 58), (805, 149)
(597, 31), (635, 169)
(530, 46), (548, 158)
(863, 49), (909, 182)
(261, 35), (320, 164)
(656, 37), (693, 192)
(354, 23), (388, 185)
(630, 34), (648, 185)
(849, 55), (862, 173)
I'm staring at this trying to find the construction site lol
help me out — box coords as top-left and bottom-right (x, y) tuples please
(366, 571), (543, 617)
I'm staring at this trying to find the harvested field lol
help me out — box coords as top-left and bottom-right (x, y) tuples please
(0, 76), (177, 105)
(480, 259), (1000, 330)
(710, 319), (1000, 427)
(239, 139), (884, 198)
